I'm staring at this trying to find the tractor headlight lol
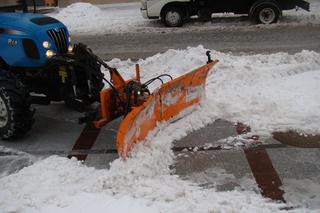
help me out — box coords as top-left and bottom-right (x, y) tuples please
(45, 50), (56, 58)
(42, 41), (51, 49)
(68, 45), (74, 53)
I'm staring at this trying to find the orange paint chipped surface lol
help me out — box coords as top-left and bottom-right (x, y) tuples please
(117, 60), (218, 158)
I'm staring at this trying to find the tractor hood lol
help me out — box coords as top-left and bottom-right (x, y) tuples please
(0, 12), (66, 33)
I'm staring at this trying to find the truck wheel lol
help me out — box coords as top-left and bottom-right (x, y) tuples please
(162, 7), (184, 27)
(252, 2), (280, 24)
(0, 72), (33, 139)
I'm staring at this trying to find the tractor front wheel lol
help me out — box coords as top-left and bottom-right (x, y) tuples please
(0, 72), (34, 139)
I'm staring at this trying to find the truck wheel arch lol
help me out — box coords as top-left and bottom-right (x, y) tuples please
(160, 2), (190, 27)
(249, 0), (282, 24)
(160, 2), (189, 18)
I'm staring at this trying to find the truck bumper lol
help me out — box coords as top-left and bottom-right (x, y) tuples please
(140, 8), (148, 19)
(295, 0), (310, 11)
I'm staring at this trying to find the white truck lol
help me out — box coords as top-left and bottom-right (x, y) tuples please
(140, 0), (310, 27)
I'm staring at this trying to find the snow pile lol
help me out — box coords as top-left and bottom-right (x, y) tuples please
(49, 0), (320, 35)
(51, 3), (149, 34)
(50, 3), (105, 34)
(107, 46), (320, 136)
(282, 178), (320, 209)
(283, 0), (320, 24)
(0, 146), (36, 178)
(0, 154), (284, 213)
(1, 47), (320, 212)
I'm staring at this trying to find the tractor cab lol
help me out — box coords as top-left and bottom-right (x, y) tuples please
(0, 0), (71, 68)
(0, 12), (70, 68)
(0, 0), (105, 139)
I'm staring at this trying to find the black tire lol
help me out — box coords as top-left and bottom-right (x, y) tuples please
(162, 6), (184, 27)
(0, 71), (34, 139)
(252, 2), (281, 24)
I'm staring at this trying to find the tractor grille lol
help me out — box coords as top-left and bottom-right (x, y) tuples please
(47, 28), (68, 54)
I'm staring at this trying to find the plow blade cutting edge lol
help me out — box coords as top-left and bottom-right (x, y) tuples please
(117, 60), (218, 158)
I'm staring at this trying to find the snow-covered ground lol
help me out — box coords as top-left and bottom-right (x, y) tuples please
(1, 47), (320, 212)
(107, 46), (320, 137)
(2, 0), (320, 212)
(49, 0), (320, 35)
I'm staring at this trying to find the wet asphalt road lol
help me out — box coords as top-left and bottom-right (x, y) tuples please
(73, 25), (320, 60)
(1, 22), (320, 209)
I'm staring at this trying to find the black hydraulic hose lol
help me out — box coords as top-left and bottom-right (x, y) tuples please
(155, 74), (173, 80)
(102, 77), (119, 96)
(143, 73), (173, 86)
(101, 77), (126, 107)
(124, 88), (132, 115)
(143, 77), (164, 86)
(143, 78), (162, 86)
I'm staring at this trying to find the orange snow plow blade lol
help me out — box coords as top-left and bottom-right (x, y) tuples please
(117, 60), (218, 158)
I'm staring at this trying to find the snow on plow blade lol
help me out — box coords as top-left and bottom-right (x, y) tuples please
(117, 60), (218, 158)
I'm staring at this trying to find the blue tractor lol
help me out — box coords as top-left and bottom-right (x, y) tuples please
(0, 1), (104, 139)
